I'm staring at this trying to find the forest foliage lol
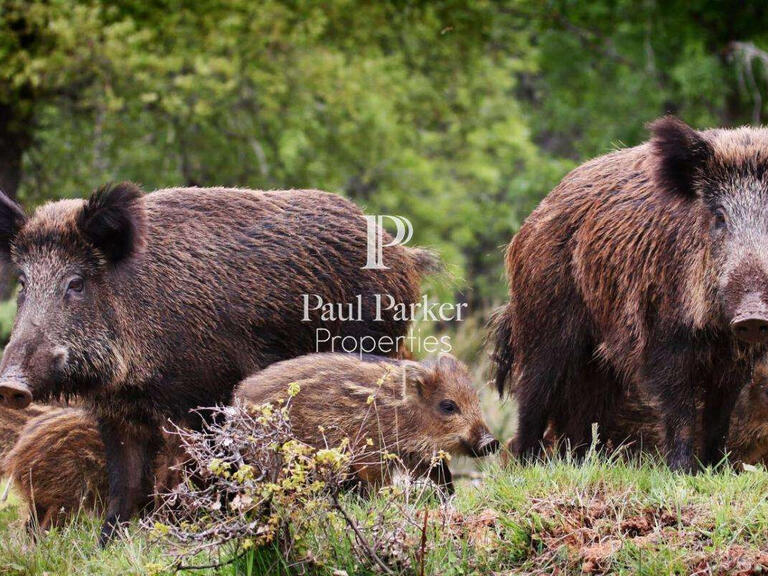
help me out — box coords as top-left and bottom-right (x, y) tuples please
(3, 0), (768, 305)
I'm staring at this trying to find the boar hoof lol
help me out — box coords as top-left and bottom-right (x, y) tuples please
(99, 515), (121, 547)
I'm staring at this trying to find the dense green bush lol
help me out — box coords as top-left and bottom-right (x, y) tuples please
(5, 1), (768, 306)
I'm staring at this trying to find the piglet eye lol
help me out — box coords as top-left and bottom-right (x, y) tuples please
(66, 275), (84, 294)
(439, 400), (459, 415)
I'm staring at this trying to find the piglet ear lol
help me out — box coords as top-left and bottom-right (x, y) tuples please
(649, 116), (713, 198)
(0, 191), (25, 261)
(435, 353), (461, 372)
(77, 182), (146, 265)
(401, 361), (437, 400)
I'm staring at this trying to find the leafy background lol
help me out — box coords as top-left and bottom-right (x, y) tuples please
(2, 0), (768, 322)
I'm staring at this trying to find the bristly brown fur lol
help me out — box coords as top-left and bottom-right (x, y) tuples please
(235, 353), (496, 492)
(489, 305), (515, 397)
(3, 408), (107, 531)
(507, 361), (768, 466)
(0, 185), (438, 541)
(0, 403), (58, 470)
(726, 362), (768, 465)
(2, 407), (186, 531)
(407, 247), (443, 275)
(492, 117), (768, 471)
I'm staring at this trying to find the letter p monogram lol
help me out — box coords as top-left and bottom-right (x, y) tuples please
(363, 215), (413, 270)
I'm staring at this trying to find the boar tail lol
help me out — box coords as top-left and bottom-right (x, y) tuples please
(406, 247), (442, 276)
(489, 305), (515, 397)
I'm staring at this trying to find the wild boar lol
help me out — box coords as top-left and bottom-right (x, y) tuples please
(492, 117), (768, 471)
(235, 352), (499, 493)
(3, 408), (107, 531)
(726, 362), (768, 465)
(2, 407), (186, 533)
(0, 403), (57, 457)
(0, 184), (437, 543)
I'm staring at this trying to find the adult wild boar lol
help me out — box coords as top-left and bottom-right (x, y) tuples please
(492, 117), (768, 472)
(0, 183), (437, 543)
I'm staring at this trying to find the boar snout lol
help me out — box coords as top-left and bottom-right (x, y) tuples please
(732, 317), (768, 343)
(0, 369), (32, 409)
(470, 433), (500, 458)
(730, 292), (768, 344)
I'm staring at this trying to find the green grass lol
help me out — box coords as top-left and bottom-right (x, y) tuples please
(2, 455), (768, 575)
(0, 298), (15, 348)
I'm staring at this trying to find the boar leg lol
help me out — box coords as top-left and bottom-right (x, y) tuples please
(645, 350), (697, 472)
(25, 504), (47, 537)
(701, 371), (749, 467)
(514, 326), (596, 461)
(514, 360), (557, 461)
(552, 362), (623, 458)
(428, 460), (454, 497)
(98, 418), (161, 546)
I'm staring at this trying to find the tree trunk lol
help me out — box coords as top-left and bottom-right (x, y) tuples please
(0, 103), (26, 201)
(0, 102), (30, 300)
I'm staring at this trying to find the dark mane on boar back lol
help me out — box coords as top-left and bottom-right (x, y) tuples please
(492, 117), (768, 472)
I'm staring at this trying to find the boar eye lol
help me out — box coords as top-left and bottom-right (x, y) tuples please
(439, 400), (459, 415)
(17, 274), (25, 292)
(65, 275), (84, 295)
(713, 209), (727, 231)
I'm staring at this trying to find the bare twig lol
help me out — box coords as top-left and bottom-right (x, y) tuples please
(330, 492), (395, 575)
(174, 549), (248, 572)
(418, 506), (429, 576)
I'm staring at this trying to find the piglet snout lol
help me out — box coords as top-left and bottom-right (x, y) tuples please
(472, 434), (500, 457)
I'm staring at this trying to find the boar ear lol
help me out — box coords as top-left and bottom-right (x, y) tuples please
(435, 353), (461, 372)
(649, 116), (713, 198)
(78, 182), (146, 264)
(401, 361), (437, 400)
(0, 191), (25, 261)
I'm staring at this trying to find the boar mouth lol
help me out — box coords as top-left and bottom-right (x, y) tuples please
(0, 365), (84, 408)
